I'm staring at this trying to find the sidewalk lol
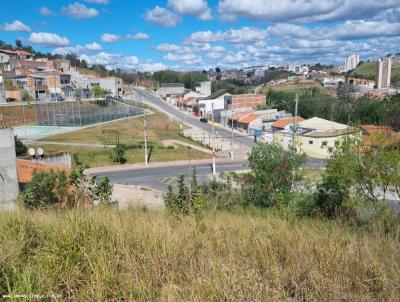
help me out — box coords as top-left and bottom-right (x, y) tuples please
(86, 158), (246, 174)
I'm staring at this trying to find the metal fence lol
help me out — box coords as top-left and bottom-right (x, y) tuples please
(35, 100), (143, 127)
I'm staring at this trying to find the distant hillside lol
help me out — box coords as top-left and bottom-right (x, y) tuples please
(350, 61), (400, 85)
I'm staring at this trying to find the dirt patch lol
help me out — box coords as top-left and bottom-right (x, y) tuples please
(112, 183), (164, 209)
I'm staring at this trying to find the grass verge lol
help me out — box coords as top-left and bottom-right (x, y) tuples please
(29, 144), (210, 167)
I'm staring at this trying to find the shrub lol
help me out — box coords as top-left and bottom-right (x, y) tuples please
(18, 170), (69, 209)
(18, 164), (113, 209)
(244, 143), (305, 207)
(14, 136), (27, 156)
(109, 144), (127, 164)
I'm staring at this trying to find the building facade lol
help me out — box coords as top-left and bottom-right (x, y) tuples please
(376, 57), (392, 90)
(344, 54), (360, 72)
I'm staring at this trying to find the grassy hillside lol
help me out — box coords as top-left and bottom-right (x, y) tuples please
(351, 61), (400, 83)
(0, 209), (399, 300)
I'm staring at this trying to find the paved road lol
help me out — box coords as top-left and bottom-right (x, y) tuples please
(93, 161), (249, 192)
(130, 87), (255, 149)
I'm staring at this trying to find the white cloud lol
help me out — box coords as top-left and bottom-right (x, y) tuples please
(84, 42), (102, 50)
(155, 43), (192, 54)
(86, 0), (109, 4)
(1, 20), (31, 32)
(139, 62), (167, 72)
(168, 0), (212, 20)
(217, 0), (400, 23)
(28, 32), (70, 47)
(101, 33), (120, 43)
(61, 2), (99, 19)
(78, 51), (167, 72)
(328, 20), (400, 40)
(126, 32), (150, 40)
(164, 52), (202, 65)
(189, 27), (268, 43)
(145, 6), (181, 27)
(39, 7), (54, 16)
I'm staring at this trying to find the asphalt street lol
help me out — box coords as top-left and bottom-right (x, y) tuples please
(93, 161), (249, 192)
(130, 87), (256, 148)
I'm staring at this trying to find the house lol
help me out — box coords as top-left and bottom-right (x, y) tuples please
(297, 117), (359, 158)
(195, 81), (211, 96)
(0, 49), (34, 70)
(225, 94), (266, 110)
(271, 117), (304, 132)
(198, 89), (231, 120)
(248, 109), (292, 137)
(158, 83), (185, 98)
(88, 76), (123, 97)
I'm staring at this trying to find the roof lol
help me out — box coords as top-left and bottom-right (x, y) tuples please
(239, 113), (260, 125)
(360, 125), (393, 135)
(272, 117), (304, 129)
(299, 117), (349, 131)
(162, 83), (184, 87)
(228, 111), (252, 122)
(0, 49), (34, 56)
(199, 89), (229, 100)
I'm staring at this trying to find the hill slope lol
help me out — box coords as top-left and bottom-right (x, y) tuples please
(350, 61), (400, 83)
(0, 209), (399, 300)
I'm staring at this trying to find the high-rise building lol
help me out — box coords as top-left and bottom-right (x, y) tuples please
(375, 57), (392, 90)
(344, 54), (360, 72)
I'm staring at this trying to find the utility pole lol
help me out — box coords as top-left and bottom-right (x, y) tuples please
(293, 94), (299, 152)
(230, 102), (234, 160)
(144, 111), (148, 165)
(211, 102), (216, 176)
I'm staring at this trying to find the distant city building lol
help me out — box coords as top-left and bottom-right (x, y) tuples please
(344, 54), (360, 72)
(375, 57), (392, 90)
(195, 81), (211, 96)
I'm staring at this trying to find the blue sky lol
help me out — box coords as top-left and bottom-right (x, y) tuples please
(1, 0), (400, 71)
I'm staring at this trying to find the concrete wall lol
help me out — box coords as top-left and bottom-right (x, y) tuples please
(0, 128), (18, 210)
(0, 74), (5, 103)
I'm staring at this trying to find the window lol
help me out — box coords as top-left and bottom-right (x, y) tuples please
(309, 140), (314, 144)
(321, 141), (328, 147)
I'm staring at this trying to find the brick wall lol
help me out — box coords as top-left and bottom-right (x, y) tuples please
(227, 94), (266, 110)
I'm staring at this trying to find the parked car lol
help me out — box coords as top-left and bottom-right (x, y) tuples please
(200, 117), (208, 123)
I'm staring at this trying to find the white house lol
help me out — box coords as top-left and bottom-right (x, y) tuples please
(198, 89), (231, 119)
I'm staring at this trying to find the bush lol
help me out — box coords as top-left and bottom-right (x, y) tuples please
(18, 165), (113, 209)
(18, 170), (69, 209)
(109, 144), (127, 164)
(14, 136), (27, 156)
(244, 143), (305, 207)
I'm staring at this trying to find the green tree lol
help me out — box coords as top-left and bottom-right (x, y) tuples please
(109, 144), (127, 164)
(14, 136), (27, 156)
(245, 143), (305, 207)
(89, 176), (113, 205)
(92, 84), (105, 99)
(18, 170), (69, 209)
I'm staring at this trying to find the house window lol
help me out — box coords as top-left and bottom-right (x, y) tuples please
(321, 141), (328, 147)
(309, 140), (314, 144)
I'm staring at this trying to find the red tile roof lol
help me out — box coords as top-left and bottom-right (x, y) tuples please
(239, 113), (260, 125)
(272, 117), (304, 129)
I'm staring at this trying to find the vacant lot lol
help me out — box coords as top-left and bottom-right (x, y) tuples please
(0, 209), (399, 301)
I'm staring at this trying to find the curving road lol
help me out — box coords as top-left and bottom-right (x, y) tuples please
(130, 87), (255, 149)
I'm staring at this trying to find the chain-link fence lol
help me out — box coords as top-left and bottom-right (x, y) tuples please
(34, 100), (143, 127)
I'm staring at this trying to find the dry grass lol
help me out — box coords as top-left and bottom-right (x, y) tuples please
(40, 113), (183, 145)
(0, 209), (399, 301)
(0, 104), (37, 127)
(30, 144), (209, 167)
